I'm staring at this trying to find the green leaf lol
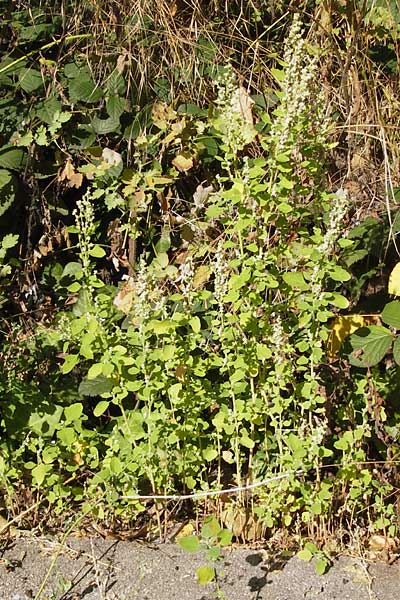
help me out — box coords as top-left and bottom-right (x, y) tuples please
(382, 301), (400, 329)
(89, 245), (106, 258)
(79, 375), (113, 397)
(147, 319), (175, 335)
(0, 146), (26, 171)
(393, 336), (400, 366)
(324, 292), (349, 309)
(178, 535), (201, 553)
(271, 67), (286, 82)
(315, 557), (329, 575)
(61, 353), (79, 375)
(1, 233), (18, 249)
(203, 447), (218, 461)
(0, 169), (16, 216)
(19, 68), (44, 93)
(106, 70), (126, 95)
(69, 74), (103, 104)
(31, 463), (52, 486)
(36, 96), (62, 124)
(57, 427), (75, 446)
(110, 456), (122, 474)
(106, 95), (125, 119)
(189, 316), (201, 333)
(256, 343), (272, 360)
(297, 548), (313, 562)
(91, 116), (120, 134)
(349, 326), (393, 368)
(201, 516), (220, 540)
(93, 400), (110, 416)
(329, 265), (351, 282)
(283, 271), (308, 291)
(64, 403), (83, 422)
(87, 363), (104, 380)
(218, 529), (233, 546)
(197, 565), (215, 585)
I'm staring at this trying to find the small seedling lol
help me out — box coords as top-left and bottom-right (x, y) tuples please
(297, 541), (332, 575)
(178, 516), (232, 598)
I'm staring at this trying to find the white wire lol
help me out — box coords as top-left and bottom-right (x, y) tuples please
(120, 470), (301, 501)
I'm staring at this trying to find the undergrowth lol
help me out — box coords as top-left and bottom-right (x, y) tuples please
(0, 1), (400, 556)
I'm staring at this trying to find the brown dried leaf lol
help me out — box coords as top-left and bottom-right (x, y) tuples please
(238, 86), (254, 125)
(59, 159), (83, 189)
(113, 277), (136, 314)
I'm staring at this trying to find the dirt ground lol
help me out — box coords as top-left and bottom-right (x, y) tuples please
(0, 534), (399, 600)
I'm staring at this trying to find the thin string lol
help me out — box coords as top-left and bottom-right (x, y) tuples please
(120, 470), (301, 501)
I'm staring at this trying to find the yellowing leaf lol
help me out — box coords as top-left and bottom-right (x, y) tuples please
(389, 262), (400, 296)
(172, 153), (194, 172)
(175, 523), (194, 540)
(328, 315), (366, 359)
(193, 265), (210, 288)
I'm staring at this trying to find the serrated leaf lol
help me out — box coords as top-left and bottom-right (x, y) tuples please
(106, 95), (125, 119)
(93, 400), (110, 416)
(69, 75), (103, 104)
(178, 535), (201, 553)
(91, 115), (120, 134)
(0, 146), (26, 171)
(79, 375), (113, 397)
(196, 565), (215, 585)
(19, 68), (43, 93)
(0, 169), (16, 216)
(106, 70), (126, 95)
(1, 233), (18, 249)
(349, 326), (393, 368)
(382, 301), (400, 329)
(36, 96), (62, 124)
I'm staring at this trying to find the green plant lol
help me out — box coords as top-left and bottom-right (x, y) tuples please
(298, 541), (332, 575)
(178, 516), (232, 596)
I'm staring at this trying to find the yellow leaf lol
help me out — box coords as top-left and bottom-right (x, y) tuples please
(172, 153), (194, 172)
(175, 523), (194, 540)
(193, 265), (211, 289)
(389, 262), (400, 296)
(328, 315), (366, 359)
